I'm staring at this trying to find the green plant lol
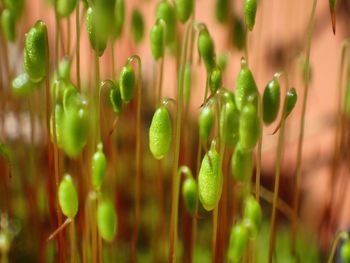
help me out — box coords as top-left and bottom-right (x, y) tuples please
(131, 9), (144, 44)
(244, 0), (257, 31)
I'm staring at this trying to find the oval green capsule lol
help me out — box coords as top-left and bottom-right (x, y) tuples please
(285, 88), (297, 117)
(92, 143), (107, 190)
(149, 106), (172, 160)
(198, 147), (222, 211)
(97, 199), (117, 242)
(56, 56), (71, 81)
(175, 0), (193, 23)
(228, 223), (249, 262)
(215, 0), (229, 23)
(262, 77), (280, 125)
(150, 21), (165, 60)
(56, 0), (77, 17)
(1, 9), (15, 42)
(209, 66), (222, 94)
(86, 7), (108, 56)
(131, 9), (144, 44)
(239, 102), (260, 152)
(220, 101), (239, 147)
(342, 240), (350, 263)
(235, 58), (258, 111)
(119, 64), (135, 103)
(63, 82), (79, 113)
(156, 1), (176, 45)
(109, 82), (123, 114)
(24, 20), (48, 83)
(221, 90), (236, 105)
(3, 0), (24, 19)
(62, 107), (89, 158)
(243, 195), (262, 236)
(231, 16), (246, 51)
(244, 0), (257, 31)
(182, 177), (197, 216)
(199, 105), (214, 143)
(198, 29), (216, 72)
(58, 174), (78, 219)
(12, 73), (36, 96)
(113, 0), (125, 39)
(231, 143), (253, 182)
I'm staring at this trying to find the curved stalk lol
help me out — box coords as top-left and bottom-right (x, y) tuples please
(327, 231), (349, 263)
(292, 0), (318, 253)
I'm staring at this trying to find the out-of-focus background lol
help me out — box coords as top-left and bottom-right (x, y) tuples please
(1, 0), (350, 262)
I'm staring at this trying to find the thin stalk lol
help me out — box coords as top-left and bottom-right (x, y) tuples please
(111, 40), (116, 77)
(292, 0), (318, 253)
(76, 1), (81, 90)
(255, 95), (263, 203)
(158, 57), (165, 103)
(327, 231), (349, 263)
(128, 55), (143, 261)
(67, 15), (71, 54)
(70, 220), (76, 263)
(168, 21), (191, 263)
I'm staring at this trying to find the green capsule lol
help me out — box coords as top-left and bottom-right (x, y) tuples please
(97, 199), (117, 242)
(3, 0), (24, 19)
(182, 177), (197, 216)
(231, 16), (246, 51)
(218, 52), (229, 71)
(109, 82), (123, 114)
(228, 223), (249, 262)
(220, 102), (239, 147)
(209, 66), (222, 94)
(131, 9), (144, 44)
(175, 0), (193, 23)
(86, 7), (108, 56)
(1, 9), (15, 42)
(150, 21), (165, 60)
(92, 143), (107, 190)
(244, 0), (257, 31)
(221, 90), (236, 105)
(239, 102), (260, 152)
(285, 88), (297, 117)
(63, 82), (79, 113)
(24, 20), (48, 83)
(198, 146), (222, 211)
(199, 105), (214, 143)
(149, 106), (172, 160)
(231, 143), (253, 182)
(183, 63), (192, 102)
(235, 58), (258, 111)
(198, 29), (216, 72)
(56, 0), (77, 17)
(329, 0), (336, 11)
(50, 104), (64, 147)
(62, 107), (89, 158)
(215, 0), (229, 23)
(262, 77), (280, 125)
(156, 1), (176, 45)
(243, 195), (262, 237)
(12, 73), (36, 96)
(113, 0), (125, 39)
(58, 174), (78, 218)
(342, 240), (350, 263)
(119, 64), (135, 103)
(56, 56), (71, 81)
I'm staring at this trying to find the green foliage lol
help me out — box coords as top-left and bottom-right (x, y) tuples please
(263, 76), (280, 125)
(24, 20), (48, 83)
(244, 0), (257, 31)
(97, 199), (117, 242)
(198, 145), (222, 211)
(1, 9), (16, 42)
(149, 106), (172, 160)
(131, 9), (144, 44)
(58, 174), (79, 218)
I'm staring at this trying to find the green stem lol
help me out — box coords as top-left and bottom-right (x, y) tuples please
(168, 21), (191, 263)
(292, 0), (317, 253)
(127, 55), (143, 260)
(327, 231), (349, 263)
